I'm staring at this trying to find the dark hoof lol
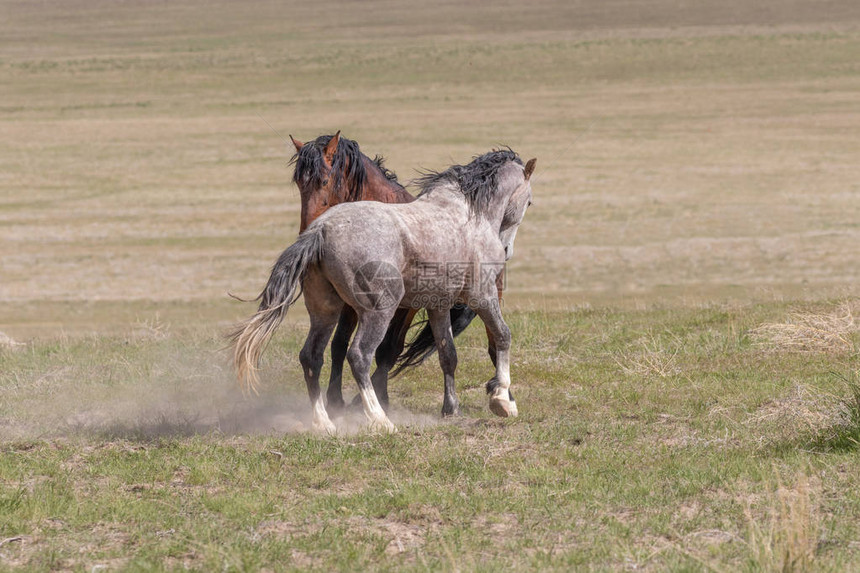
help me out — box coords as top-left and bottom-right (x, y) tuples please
(441, 401), (461, 418)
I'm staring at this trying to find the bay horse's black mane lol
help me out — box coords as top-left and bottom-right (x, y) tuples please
(372, 155), (399, 182)
(415, 148), (522, 217)
(291, 134), (400, 200)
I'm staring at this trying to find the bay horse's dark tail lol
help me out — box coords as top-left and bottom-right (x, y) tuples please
(229, 225), (325, 394)
(390, 303), (477, 377)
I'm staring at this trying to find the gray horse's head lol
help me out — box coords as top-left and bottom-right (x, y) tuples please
(499, 157), (536, 260)
(418, 148), (533, 207)
(416, 149), (536, 259)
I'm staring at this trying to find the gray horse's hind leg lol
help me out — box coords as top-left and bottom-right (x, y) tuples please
(346, 307), (414, 412)
(347, 310), (398, 433)
(427, 308), (460, 417)
(300, 271), (344, 433)
(326, 306), (357, 412)
(370, 307), (416, 409)
(473, 298), (517, 418)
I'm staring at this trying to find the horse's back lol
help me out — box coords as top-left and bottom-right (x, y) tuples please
(312, 201), (406, 271)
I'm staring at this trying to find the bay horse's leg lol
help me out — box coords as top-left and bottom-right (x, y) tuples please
(300, 271), (344, 434)
(473, 298), (517, 418)
(370, 307), (418, 410)
(427, 308), (459, 417)
(347, 310), (398, 433)
(326, 306), (357, 412)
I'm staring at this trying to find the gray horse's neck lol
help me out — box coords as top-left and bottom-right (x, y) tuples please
(418, 183), (508, 236)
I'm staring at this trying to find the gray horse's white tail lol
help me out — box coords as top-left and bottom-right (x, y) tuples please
(230, 225), (325, 394)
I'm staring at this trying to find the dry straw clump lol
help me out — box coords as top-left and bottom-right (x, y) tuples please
(743, 473), (820, 573)
(745, 384), (843, 445)
(0, 331), (24, 350)
(615, 333), (682, 378)
(751, 301), (859, 354)
(658, 473), (820, 572)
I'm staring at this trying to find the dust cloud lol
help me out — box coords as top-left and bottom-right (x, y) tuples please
(1, 339), (439, 441)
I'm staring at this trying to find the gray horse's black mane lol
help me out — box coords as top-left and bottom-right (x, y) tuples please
(416, 148), (522, 217)
(291, 134), (399, 200)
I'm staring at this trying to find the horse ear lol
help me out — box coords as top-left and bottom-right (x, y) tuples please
(523, 158), (537, 181)
(324, 130), (341, 162)
(289, 135), (303, 152)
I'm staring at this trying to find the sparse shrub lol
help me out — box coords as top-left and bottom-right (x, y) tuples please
(825, 370), (860, 450)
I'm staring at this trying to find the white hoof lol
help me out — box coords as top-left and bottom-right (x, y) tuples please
(312, 418), (338, 435)
(489, 396), (515, 418)
(370, 417), (398, 434)
(489, 386), (518, 418)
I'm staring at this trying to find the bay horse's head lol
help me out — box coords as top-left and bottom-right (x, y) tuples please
(289, 131), (366, 232)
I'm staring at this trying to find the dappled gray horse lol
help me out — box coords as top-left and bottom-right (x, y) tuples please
(231, 150), (535, 432)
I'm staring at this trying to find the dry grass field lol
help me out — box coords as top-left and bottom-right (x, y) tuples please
(2, 0), (860, 570)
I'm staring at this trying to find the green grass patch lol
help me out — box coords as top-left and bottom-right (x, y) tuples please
(2, 302), (859, 570)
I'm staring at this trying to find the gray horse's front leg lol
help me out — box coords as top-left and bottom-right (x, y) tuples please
(369, 307), (418, 410)
(426, 307), (460, 416)
(473, 299), (517, 418)
(484, 269), (505, 367)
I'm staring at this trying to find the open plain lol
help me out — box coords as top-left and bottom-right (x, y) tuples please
(2, 0), (860, 570)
